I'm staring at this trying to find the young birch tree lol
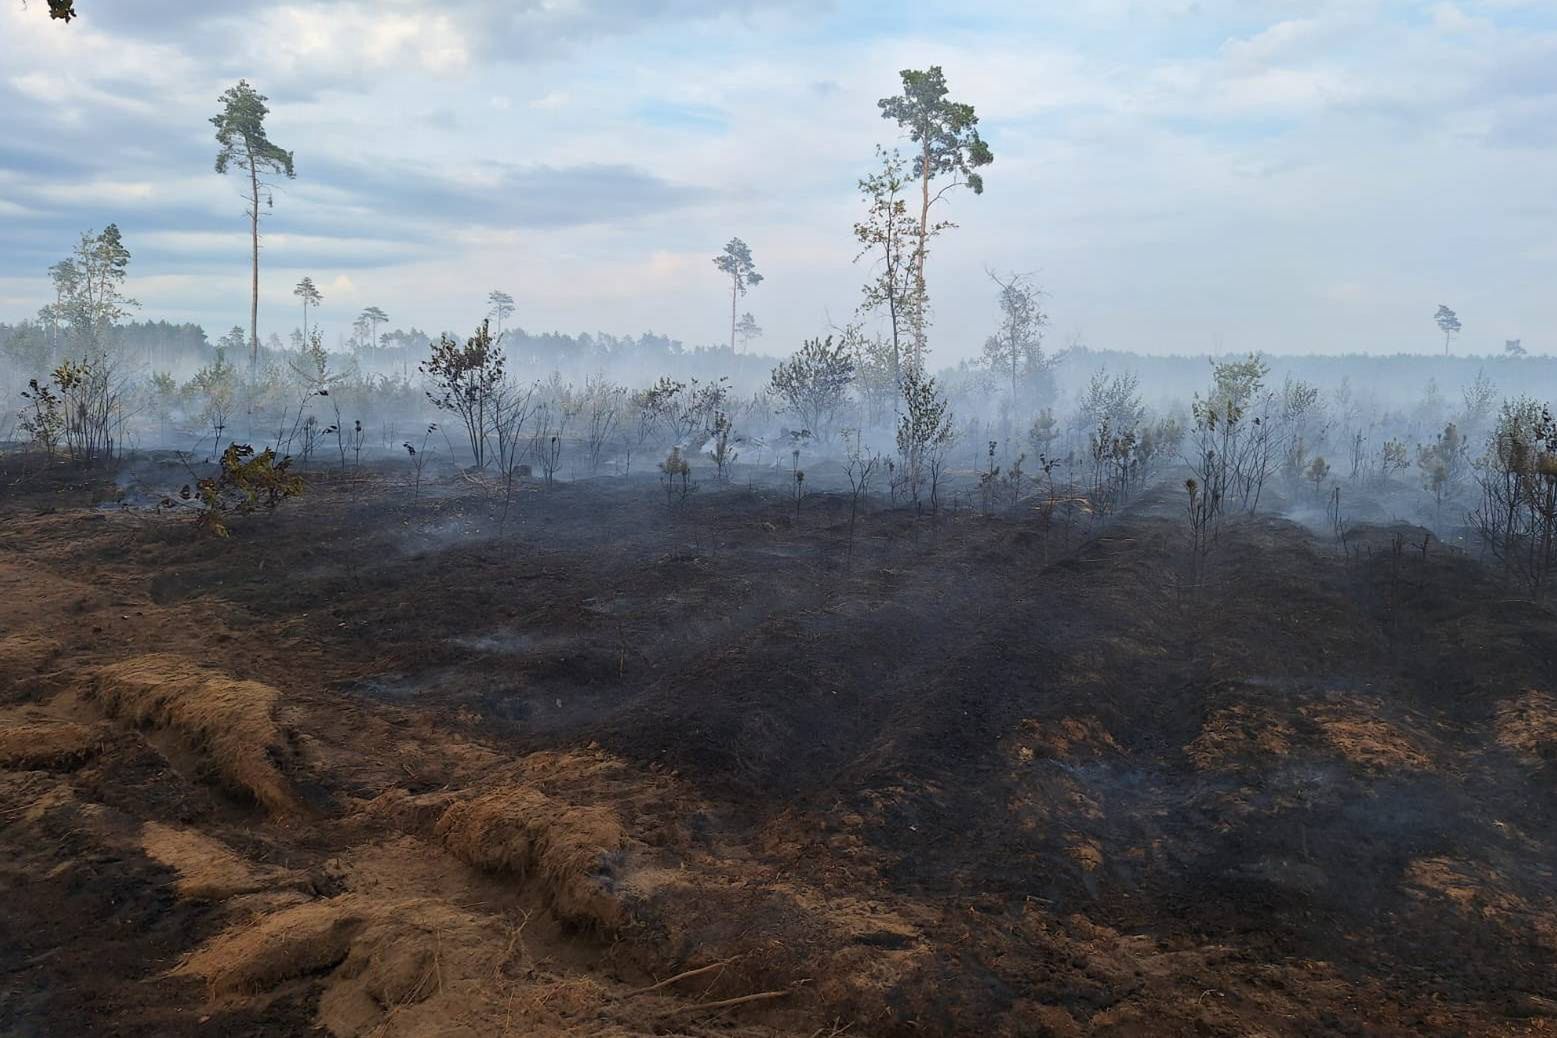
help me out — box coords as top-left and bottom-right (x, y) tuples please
(768, 336), (856, 444)
(853, 147), (922, 401)
(980, 269), (1049, 421)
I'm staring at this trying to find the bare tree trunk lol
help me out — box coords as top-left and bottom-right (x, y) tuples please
(1011, 340), (1018, 419)
(729, 276), (738, 354)
(248, 147), (260, 370)
(914, 136), (932, 366)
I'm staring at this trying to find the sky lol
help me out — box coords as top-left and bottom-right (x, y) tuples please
(1, 0), (1554, 361)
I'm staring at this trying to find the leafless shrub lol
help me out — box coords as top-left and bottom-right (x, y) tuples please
(843, 432), (880, 565)
(493, 379), (539, 479)
(531, 396), (577, 486)
(582, 376), (625, 476)
(403, 422), (437, 499)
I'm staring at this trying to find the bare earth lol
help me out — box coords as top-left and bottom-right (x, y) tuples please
(1, 454), (1554, 1036)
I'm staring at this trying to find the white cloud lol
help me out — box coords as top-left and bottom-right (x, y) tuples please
(2, 0), (1555, 356)
(529, 90), (570, 110)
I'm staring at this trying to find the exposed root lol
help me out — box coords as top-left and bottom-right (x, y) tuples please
(621, 958), (738, 998)
(656, 989), (793, 1018)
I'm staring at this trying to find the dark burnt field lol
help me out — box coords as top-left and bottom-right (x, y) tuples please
(1, 452), (1554, 1037)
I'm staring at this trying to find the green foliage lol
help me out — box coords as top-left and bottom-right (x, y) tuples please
(1280, 376), (1320, 424)
(420, 319), (505, 469)
(1380, 438), (1410, 480)
(1471, 398), (1557, 590)
(1080, 369), (1146, 435)
(714, 238), (762, 352)
(1461, 368), (1498, 432)
(1416, 422), (1467, 507)
(150, 370), (177, 400)
(982, 270), (1052, 412)
(182, 443), (305, 537)
(713, 238), (762, 295)
(896, 366), (955, 508)
(214, 79), (295, 360)
(293, 276), (322, 308)
(1206, 353), (1269, 420)
(358, 306), (389, 350)
(17, 356), (125, 465)
(631, 375), (728, 448)
(852, 148), (923, 380)
(897, 367), (954, 456)
(878, 66), (993, 195)
(842, 323), (898, 427)
(878, 66), (992, 365)
(18, 378), (62, 456)
(707, 410), (738, 481)
(294, 276), (323, 340)
(734, 312), (762, 351)
(1434, 304), (1461, 353)
(486, 291), (515, 336)
(213, 80), (295, 180)
(658, 445), (693, 504)
(1028, 407), (1059, 458)
(38, 225), (137, 355)
(216, 325), (247, 355)
(768, 335), (855, 443)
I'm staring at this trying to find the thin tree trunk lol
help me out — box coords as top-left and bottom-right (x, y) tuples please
(729, 277), (738, 354)
(248, 147), (260, 370)
(915, 136), (932, 366)
(1011, 331), (1018, 418)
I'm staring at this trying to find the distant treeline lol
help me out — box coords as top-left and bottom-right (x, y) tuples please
(1050, 347), (1556, 411)
(2, 318), (1550, 408)
(0, 319), (785, 387)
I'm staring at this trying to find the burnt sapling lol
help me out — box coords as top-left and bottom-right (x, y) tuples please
(659, 446), (693, 505)
(844, 432), (880, 566)
(421, 319), (504, 470)
(708, 410), (738, 483)
(163, 443), (305, 537)
(403, 422), (437, 500)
